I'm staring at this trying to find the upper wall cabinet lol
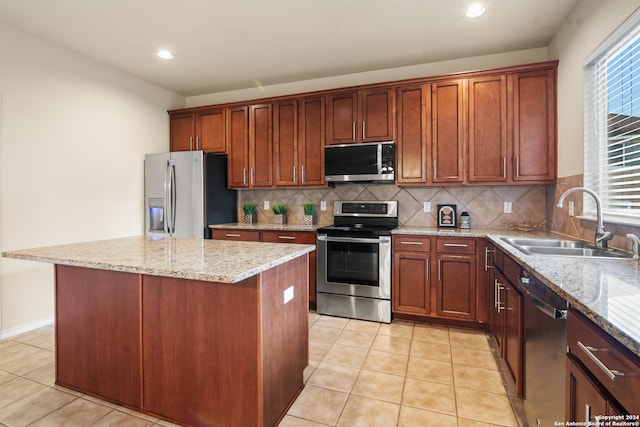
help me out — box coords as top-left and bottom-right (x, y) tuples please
(396, 84), (429, 184)
(227, 104), (273, 188)
(326, 89), (394, 145)
(468, 75), (508, 183)
(273, 97), (326, 187)
(169, 108), (226, 153)
(431, 79), (466, 184)
(508, 68), (556, 182)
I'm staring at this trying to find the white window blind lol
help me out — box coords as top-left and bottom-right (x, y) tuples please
(584, 11), (640, 224)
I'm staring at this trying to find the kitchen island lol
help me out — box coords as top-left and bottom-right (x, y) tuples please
(2, 236), (315, 427)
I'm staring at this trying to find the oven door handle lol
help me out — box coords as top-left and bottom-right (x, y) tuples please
(317, 235), (389, 244)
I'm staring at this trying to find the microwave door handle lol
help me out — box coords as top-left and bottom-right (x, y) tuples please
(377, 143), (383, 174)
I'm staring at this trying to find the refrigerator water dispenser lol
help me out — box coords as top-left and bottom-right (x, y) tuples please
(148, 198), (165, 232)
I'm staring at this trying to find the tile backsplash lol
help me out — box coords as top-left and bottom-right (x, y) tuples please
(238, 183), (548, 229)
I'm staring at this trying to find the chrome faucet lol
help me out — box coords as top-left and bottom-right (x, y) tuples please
(626, 234), (640, 260)
(557, 187), (613, 248)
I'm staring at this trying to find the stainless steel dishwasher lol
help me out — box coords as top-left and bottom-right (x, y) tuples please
(517, 270), (569, 427)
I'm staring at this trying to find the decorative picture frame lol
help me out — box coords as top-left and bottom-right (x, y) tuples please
(437, 204), (457, 228)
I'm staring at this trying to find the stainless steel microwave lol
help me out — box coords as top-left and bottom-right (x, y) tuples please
(324, 141), (395, 183)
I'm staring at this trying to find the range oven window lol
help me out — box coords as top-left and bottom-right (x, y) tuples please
(326, 240), (379, 286)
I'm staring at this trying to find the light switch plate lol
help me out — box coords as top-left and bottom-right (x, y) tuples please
(504, 202), (512, 213)
(263, 200), (270, 210)
(568, 201), (575, 217)
(320, 201), (327, 211)
(423, 202), (431, 213)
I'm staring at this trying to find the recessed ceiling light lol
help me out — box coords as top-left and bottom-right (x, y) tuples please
(465, 4), (486, 18)
(156, 50), (174, 59)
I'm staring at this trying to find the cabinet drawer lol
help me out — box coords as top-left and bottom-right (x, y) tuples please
(211, 229), (260, 241)
(436, 238), (475, 254)
(260, 231), (315, 244)
(567, 309), (640, 413)
(393, 236), (431, 252)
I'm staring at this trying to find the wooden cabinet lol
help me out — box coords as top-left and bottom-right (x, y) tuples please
(396, 84), (429, 184)
(392, 236), (431, 316)
(227, 104), (273, 188)
(273, 97), (326, 187)
(170, 108), (226, 153)
(508, 68), (556, 182)
(392, 236), (484, 326)
(488, 248), (524, 397)
(468, 75), (508, 183)
(431, 79), (465, 184)
(566, 309), (640, 418)
(211, 228), (317, 306)
(435, 238), (476, 321)
(327, 88), (394, 145)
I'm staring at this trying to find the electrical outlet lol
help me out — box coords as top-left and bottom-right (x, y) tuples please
(263, 200), (270, 210)
(423, 202), (431, 213)
(320, 201), (327, 211)
(568, 201), (575, 217)
(283, 286), (294, 304)
(504, 201), (512, 213)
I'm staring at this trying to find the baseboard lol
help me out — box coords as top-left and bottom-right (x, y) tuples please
(0, 316), (54, 339)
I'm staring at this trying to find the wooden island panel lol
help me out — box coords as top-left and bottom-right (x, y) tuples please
(54, 255), (309, 427)
(55, 265), (142, 408)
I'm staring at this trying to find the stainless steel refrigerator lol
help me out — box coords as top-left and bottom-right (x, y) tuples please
(144, 151), (237, 239)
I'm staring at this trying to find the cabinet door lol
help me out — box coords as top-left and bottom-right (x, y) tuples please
(509, 68), (556, 182)
(327, 92), (358, 144)
(397, 84), (429, 184)
(170, 112), (195, 152)
(468, 75), (508, 182)
(431, 79), (465, 183)
(504, 279), (523, 397)
(361, 89), (394, 143)
(298, 97), (325, 186)
(436, 254), (476, 320)
(393, 251), (430, 316)
(197, 108), (226, 153)
(490, 269), (506, 353)
(273, 100), (298, 186)
(250, 103), (273, 187)
(227, 106), (249, 188)
(567, 357), (609, 424)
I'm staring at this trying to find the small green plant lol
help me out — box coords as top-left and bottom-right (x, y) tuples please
(303, 203), (316, 215)
(272, 204), (287, 215)
(242, 203), (257, 215)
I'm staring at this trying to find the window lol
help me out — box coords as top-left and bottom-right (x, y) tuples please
(584, 11), (640, 224)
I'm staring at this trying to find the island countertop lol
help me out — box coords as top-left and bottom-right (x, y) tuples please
(2, 236), (315, 283)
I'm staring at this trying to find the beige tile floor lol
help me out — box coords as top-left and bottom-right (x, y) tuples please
(0, 315), (523, 427)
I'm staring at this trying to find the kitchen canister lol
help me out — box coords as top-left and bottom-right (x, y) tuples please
(460, 211), (471, 229)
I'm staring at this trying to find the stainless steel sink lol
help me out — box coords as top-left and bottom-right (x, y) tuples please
(501, 237), (634, 260)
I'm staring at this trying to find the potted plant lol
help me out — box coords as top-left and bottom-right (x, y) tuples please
(272, 204), (287, 224)
(303, 203), (316, 226)
(242, 203), (258, 225)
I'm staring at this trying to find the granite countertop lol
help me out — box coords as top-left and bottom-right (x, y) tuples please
(1, 236), (315, 284)
(210, 223), (323, 232)
(394, 226), (640, 358)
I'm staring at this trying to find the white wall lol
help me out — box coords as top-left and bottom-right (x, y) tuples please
(0, 22), (184, 335)
(186, 48), (549, 107)
(549, 0), (640, 178)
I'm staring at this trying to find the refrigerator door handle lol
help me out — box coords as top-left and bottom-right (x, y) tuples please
(164, 160), (171, 234)
(169, 161), (177, 234)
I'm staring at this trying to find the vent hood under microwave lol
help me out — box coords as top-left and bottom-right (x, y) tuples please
(324, 142), (395, 183)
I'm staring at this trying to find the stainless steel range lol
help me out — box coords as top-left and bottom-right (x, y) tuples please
(316, 201), (398, 323)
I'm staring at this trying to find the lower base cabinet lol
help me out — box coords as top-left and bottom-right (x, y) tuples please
(212, 228), (317, 306)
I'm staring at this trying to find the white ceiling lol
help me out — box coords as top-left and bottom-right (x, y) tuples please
(0, 0), (580, 97)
